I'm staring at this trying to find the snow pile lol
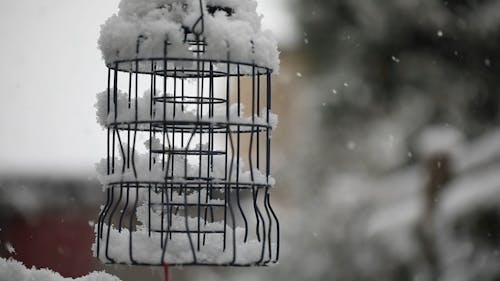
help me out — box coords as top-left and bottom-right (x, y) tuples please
(157, 188), (223, 204)
(95, 187), (273, 264)
(136, 206), (225, 231)
(0, 258), (121, 281)
(94, 87), (277, 188)
(94, 223), (271, 265)
(454, 129), (500, 172)
(435, 164), (500, 281)
(99, 0), (279, 71)
(361, 167), (426, 261)
(94, 162), (275, 265)
(339, 128), (500, 281)
(95, 89), (278, 129)
(95, 152), (275, 186)
(415, 125), (464, 158)
(437, 164), (500, 220)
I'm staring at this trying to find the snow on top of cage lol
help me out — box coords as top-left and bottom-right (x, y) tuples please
(0, 257), (121, 281)
(99, 0), (279, 71)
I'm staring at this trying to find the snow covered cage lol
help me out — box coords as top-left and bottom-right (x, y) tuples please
(94, 0), (280, 266)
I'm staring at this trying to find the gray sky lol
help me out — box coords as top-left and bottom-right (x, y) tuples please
(0, 0), (297, 176)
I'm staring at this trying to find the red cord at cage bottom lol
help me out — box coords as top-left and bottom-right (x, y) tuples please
(163, 263), (169, 281)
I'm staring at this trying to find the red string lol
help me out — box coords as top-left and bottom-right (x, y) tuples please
(163, 263), (169, 281)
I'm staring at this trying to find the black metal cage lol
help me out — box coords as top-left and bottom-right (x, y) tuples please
(94, 4), (279, 266)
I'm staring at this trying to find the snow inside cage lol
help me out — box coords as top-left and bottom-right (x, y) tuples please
(93, 0), (279, 266)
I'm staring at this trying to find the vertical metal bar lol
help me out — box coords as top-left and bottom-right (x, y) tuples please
(263, 187), (273, 263)
(111, 64), (119, 174)
(163, 41), (168, 170)
(126, 69), (132, 170)
(267, 189), (280, 263)
(131, 47), (140, 178)
(148, 186), (152, 237)
(161, 185), (171, 262)
(149, 60), (154, 172)
(266, 70), (271, 181)
(104, 187), (117, 263)
(96, 186), (113, 259)
(236, 64), (248, 242)
(128, 184), (139, 264)
(223, 58), (230, 251)
(196, 37), (202, 251)
(253, 187), (261, 242)
(184, 183), (197, 264)
(209, 63), (215, 170)
(116, 130), (127, 173)
(106, 68), (111, 175)
(161, 184), (165, 247)
(257, 71), (261, 170)
(118, 183), (130, 232)
(227, 128), (237, 264)
(255, 188), (266, 264)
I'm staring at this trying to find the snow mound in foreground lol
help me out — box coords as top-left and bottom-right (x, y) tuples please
(0, 258), (121, 281)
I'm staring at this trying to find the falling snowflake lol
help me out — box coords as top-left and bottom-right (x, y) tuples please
(347, 141), (356, 150)
(5, 242), (15, 255)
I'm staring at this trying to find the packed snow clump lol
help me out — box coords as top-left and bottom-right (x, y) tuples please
(0, 257), (121, 281)
(94, 186), (275, 264)
(99, 0), (279, 71)
(94, 223), (273, 265)
(95, 89), (278, 129)
(95, 151), (275, 187)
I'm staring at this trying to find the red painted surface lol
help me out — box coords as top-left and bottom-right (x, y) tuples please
(2, 213), (96, 278)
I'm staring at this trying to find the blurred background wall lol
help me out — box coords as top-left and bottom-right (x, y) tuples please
(1, 1), (500, 281)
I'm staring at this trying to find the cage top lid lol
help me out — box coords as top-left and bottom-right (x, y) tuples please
(99, 0), (280, 71)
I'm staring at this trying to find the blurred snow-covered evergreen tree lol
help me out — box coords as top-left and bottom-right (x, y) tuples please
(288, 1), (500, 281)
(298, 0), (500, 173)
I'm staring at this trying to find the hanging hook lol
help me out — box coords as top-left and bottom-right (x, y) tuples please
(191, 0), (205, 36)
(224, 39), (231, 60)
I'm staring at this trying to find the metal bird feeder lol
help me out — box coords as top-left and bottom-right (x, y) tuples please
(94, 0), (279, 267)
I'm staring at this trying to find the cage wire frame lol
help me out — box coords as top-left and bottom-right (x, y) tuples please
(95, 1), (279, 267)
